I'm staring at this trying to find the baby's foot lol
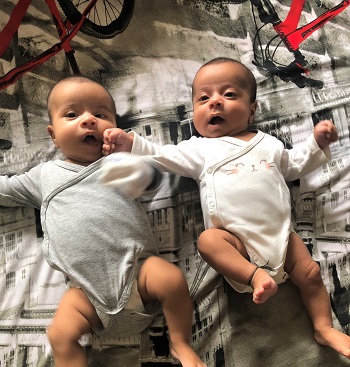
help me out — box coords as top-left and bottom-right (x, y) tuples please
(250, 268), (278, 304)
(170, 341), (207, 367)
(314, 327), (350, 359)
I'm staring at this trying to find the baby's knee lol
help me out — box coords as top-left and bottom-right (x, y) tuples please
(47, 323), (68, 352)
(47, 320), (82, 353)
(292, 260), (323, 288)
(289, 260), (323, 288)
(306, 261), (323, 284)
(197, 229), (217, 253)
(140, 256), (187, 296)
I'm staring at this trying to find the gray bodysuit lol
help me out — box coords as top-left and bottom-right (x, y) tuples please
(0, 158), (159, 335)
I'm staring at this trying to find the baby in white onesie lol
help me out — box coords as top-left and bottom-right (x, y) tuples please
(101, 57), (350, 360)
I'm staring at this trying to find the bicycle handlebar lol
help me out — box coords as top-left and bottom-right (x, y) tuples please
(252, 57), (324, 89)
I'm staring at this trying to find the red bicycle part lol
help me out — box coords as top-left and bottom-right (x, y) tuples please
(274, 0), (350, 51)
(0, 0), (98, 90)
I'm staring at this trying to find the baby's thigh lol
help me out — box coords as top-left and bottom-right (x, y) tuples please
(50, 287), (101, 340)
(198, 228), (249, 258)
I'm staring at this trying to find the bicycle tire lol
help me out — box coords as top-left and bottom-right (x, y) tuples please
(58, 0), (135, 39)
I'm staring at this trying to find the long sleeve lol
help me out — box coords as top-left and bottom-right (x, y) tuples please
(0, 164), (43, 209)
(280, 135), (330, 181)
(131, 133), (204, 180)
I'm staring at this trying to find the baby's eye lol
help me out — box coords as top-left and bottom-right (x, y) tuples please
(95, 113), (107, 119)
(198, 95), (209, 102)
(224, 91), (237, 98)
(65, 112), (78, 118)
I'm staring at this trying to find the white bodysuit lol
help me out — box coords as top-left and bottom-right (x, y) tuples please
(131, 130), (330, 292)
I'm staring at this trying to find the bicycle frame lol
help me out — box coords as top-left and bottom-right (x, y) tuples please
(251, 0), (349, 88)
(0, 0), (98, 91)
(273, 0), (349, 52)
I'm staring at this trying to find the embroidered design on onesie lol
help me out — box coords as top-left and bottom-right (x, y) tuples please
(225, 159), (275, 174)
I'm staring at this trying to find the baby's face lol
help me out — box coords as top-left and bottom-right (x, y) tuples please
(192, 62), (256, 138)
(47, 81), (117, 166)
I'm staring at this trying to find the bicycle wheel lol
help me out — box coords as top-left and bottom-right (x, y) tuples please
(58, 0), (135, 39)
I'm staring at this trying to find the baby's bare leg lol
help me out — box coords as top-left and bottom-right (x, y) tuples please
(47, 287), (102, 367)
(198, 228), (277, 304)
(285, 232), (350, 359)
(138, 256), (206, 367)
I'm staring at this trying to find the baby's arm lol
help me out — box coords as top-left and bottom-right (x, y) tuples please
(102, 128), (134, 155)
(314, 120), (338, 150)
(100, 152), (161, 200)
(0, 165), (42, 208)
(101, 129), (203, 198)
(282, 120), (338, 181)
(101, 129), (158, 199)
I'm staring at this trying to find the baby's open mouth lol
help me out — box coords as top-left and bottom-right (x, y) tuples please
(83, 135), (99, 146)
(209, 116), (223, 125)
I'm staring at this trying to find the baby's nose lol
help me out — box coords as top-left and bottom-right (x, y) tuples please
(210, 95), (222, 107)
(81, 113), (96, 126)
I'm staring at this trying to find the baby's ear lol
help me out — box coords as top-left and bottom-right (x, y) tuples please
(47, 125), (58, 147)
(249, 101), (258, 124)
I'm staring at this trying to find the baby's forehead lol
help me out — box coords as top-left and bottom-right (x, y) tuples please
(193, 62), (255, 98)
(50, 80), (110, 106)
(194, 67), (248, 90)
(53, 80), (97, 94)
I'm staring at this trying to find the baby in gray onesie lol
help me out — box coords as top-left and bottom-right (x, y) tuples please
(0, 76), (206, 367)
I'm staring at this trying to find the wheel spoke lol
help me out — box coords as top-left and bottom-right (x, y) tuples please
(59, 0), (134, 38)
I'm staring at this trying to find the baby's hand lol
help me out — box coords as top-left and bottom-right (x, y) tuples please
(314, 120), (338, 150)
(102, 128), (134, 155)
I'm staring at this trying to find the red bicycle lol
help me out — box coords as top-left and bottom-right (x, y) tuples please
(250, 0), (349, 88)
(0, 0), (135, 91)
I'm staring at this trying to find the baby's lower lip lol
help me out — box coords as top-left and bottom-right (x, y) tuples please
(209, 122), (223, 128)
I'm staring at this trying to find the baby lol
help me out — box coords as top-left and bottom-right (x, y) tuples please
(101, 57), (350, 359)
(0, 76), (206, 367)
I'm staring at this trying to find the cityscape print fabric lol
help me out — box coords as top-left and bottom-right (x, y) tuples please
(0, 0), (349, 366)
